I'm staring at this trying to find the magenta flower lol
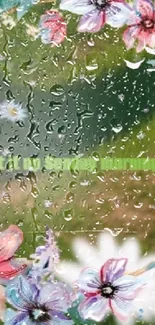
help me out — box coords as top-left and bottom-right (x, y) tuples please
(76, 258), (146, 322)
(39, 10), (67, 46)
(60, 0), (131, 32)
(123, 0), (155, 52)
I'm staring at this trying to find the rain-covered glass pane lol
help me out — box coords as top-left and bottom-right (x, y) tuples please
(0, 0), (155, 324)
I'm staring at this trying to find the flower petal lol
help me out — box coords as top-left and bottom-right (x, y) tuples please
(78, 9), (105, 32)
(136, 38), (145, 52)
(76, 268), (101, 294)
(145, 46), (155, 54)
(109, 296), (133, 321)
(38, 282), (72, 313)
(78, 296), (109, 321)
(0, 285), (5, 321)
(124, 59), (145, 69)
(6, 276), (38, 311)
(147, 28), (155, 48)
(0, 259), (28, 285)
(60, 0), (94, 15)
(4, 309), (29, 325)
(113, 274), (146, 299)
(106, 2), (132, 27)
(100, 258), (127, 283)
(123, 25), (140, 50)
(0, 225), (23, 263)
(135, 0), (154, 18)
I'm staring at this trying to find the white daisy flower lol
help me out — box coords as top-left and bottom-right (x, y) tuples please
(58, 232), (155, 325)
(0, 100), (27, 122)
(44, 200), (53, 208)
(1, 13), (16, 30)
(0, 148), (10, 157)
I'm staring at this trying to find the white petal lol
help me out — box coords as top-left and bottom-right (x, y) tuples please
(124, 59), (145, 69)
(113, 274), (146, 299)
(76, 268), (100, 293)
(98, 233), (118, 260)
(60, 0), (94, 15)
(106, 2), (132, 28)
(145, 46), (155, 55)
(78, 296), (109, 321)
(57, 261), (82, 284)
(73, 238), (101, 268)
(110, 296), (133, 321)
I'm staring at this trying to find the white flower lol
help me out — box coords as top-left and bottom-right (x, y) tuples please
(0, 100), (27, 122)
(1, 13), (16, 30)
(0, 148), (10, 157)
(58, 232), (155, 325)
(44, 200), (53, 208)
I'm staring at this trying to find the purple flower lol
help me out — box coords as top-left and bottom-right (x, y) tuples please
(60, 0), (131, 32)
(5, 275), (73, 325)
(76, 258), (147, 322)
(29, 227), (59, 282)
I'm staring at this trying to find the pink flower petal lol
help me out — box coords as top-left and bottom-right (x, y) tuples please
(100, 258), (127, 283)
(136, 38), (145, 52)
(135, 0), (154, 19)
(76, 268), (101, 293)
(147, 28), (155, 47)
(0, 285), (5, 321)
(78, 295), (109, 321)
(136, 29), (149, 52)
(39, 10), (67, 46)
(0, 225), (23, 263)
(109, 296), (133, 321)
(60, 0), (94, 15)
(123, 25), (140, 50)
(78, 9), (105, 33)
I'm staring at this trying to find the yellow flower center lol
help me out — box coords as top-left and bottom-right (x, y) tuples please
(9, 107), (18, 117)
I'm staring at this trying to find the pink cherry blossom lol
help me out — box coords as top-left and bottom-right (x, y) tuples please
(123, 0), (155, 52)
(76, 258), (147, 322)
(39, 10), (67, 46)
(60, 0), (131, 32)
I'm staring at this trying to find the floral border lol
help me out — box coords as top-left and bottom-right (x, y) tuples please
(1, 0), (155, 53)
(0, 224), (155, 324)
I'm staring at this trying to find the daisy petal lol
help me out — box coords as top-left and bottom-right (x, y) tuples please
(60, 0), (94, 15)
(76, 268), (101, 293)
(78, 9), (105, 32)
(100, 258), (127, 283)
(135, 0), (153, 18)
(109, 296), (133, 321)
(78, 295), (108, 321)
(123, 25), (140, 50)
(106, 2), (132, 27)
